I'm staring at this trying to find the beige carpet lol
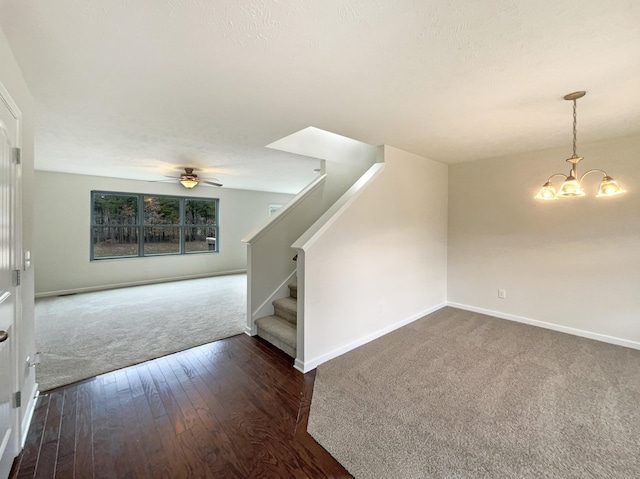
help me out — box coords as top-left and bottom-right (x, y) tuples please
(308, 307), (640, 478)
(35, 274), (246, 391)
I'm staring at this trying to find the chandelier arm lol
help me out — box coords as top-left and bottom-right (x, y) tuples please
(546, 173), (568, 183)
(579, 169), (607, 184)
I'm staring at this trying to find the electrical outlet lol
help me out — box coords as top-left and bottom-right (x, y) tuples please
(498, 289), (506, 299)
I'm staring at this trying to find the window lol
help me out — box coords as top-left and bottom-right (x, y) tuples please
(91, 192), (218, 260)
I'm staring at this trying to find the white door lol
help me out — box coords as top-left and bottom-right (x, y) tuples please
(0, 86), (20, 479)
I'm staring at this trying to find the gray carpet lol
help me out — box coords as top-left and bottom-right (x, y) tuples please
(35, 274), (246, 391)
(308, 307), (640, 478)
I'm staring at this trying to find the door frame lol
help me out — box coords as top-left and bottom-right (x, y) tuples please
(0, 80), (23, 470)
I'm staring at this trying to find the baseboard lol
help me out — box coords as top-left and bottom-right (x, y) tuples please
(297, 302), (447, 373)
(293, 358), (305, 373)
(244, 325), (256, 336)
(20, 383), (38, 448)
(35, 269), (247, 298)
(447, 302), (640, 351)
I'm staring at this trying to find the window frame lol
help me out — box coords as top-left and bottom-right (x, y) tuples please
(90, 191), (219, 261)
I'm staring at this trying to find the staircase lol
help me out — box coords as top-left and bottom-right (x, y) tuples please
(255, 281), (297, 358)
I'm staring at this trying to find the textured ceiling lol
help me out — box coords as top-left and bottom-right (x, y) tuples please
(0, 0), (639, 193)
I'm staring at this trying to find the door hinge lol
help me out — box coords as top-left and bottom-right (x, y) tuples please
(13, 391), (21, 408)
(13, 269), (21, 286)
(12, 147), (21, 164)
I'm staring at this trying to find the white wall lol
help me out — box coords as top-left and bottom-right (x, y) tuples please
(34, 171), (292, 295)
(448, 134), (640, 345)
(0, 25), (37, 446)
(298, 145), (448, 370)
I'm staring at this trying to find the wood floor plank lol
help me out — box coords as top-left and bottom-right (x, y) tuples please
(33, 391), (63, 479)
(111, 370), (150, 478)
(198, 344), (301, 438)
(10, 335), (352, 478)
(168, 352), (251, 477)
(187, 347), (312, 477)
(111, 370), (149, 479)
(126, 367), (175, 479)
(16, 394), (51, 479)
(146, 361), (187, 435)
(136, 364), (167, 420)
(74, 381), (95, 479)
(173, 428), (217, 479)
(182, 349), (266, 466)
(54, 386), (78, 479)
(87, 377), (115, 479)
(155, 358), (201, 432)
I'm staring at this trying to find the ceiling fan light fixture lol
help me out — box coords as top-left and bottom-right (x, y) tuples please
(154, 167), (221, 188)
(535, 91), (627, 200)
(179, 178), (199, 189)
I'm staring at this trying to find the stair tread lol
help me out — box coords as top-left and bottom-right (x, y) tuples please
(255, 315), (297, 348)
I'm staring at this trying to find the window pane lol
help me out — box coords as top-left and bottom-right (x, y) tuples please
(185, 226), (216, 252)
(143, 226), (180, 255)
(144, 196), (180, 225)
(185, 199), (216, 225)
(93, 226), (138, 258)
(93, 194), (137, 225)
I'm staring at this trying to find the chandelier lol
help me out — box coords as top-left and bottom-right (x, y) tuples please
(535, 91), (626, 200)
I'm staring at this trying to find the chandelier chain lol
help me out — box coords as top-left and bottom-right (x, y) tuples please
(572, 99), (578, 158)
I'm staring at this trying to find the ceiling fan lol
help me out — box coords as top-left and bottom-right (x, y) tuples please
(157, 167), (223, 189)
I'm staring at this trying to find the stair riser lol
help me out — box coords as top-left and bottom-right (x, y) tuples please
(256, 327), (296, 358)
(274, 305), (297, 324)
(289, 285), (297, 299)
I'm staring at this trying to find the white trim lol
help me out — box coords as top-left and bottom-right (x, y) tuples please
(294, 251), (305, 369)
(34, 269), (247, 298)
(447, 302), (640, 351)
(0, 82), (22, 121)
(245, 247), (256, 335)
(20, 384), (38, 448)
(0, 81), (23, 471)
(244, 326), (255, 336)
(292, 163), (385, 250)
(297, 302), (447, 372)
(241, 174), (327, 244)
(294, 358), (305, 373)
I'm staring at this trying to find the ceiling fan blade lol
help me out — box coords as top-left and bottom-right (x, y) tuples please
(201, 180), (223, 187)
(148, 178), (178, 183)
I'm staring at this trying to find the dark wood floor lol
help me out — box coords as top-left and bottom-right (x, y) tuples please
(10, 334), (352, 478)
